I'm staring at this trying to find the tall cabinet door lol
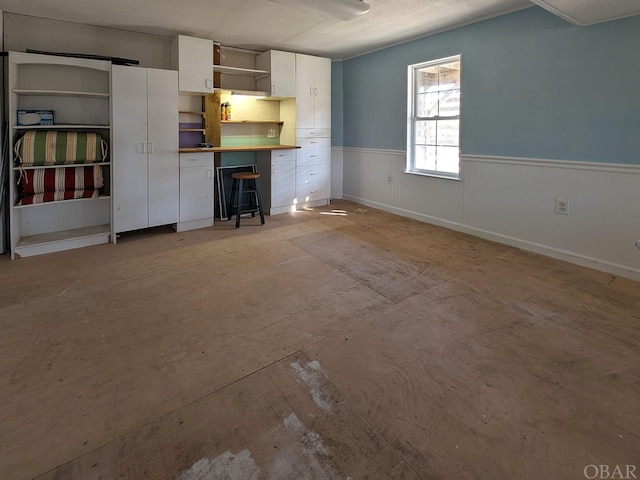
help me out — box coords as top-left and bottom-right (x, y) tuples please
(147, 68), (179, 228)
(112, 65), (149, 234)
(313, 56), (332, 130)
(295, 54), (316, 129)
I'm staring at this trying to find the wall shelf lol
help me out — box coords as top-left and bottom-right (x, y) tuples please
(13, 89), (109, 98)
(14, 195), (111, 209)
(14, 124), (110, 130)
(16, 162), (110, 170)
(213, 65), (268, 77)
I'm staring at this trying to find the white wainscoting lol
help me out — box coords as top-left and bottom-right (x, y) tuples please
(341, 147), (640, 281)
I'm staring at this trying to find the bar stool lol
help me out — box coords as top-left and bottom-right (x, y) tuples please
(228, 172), (265, 229)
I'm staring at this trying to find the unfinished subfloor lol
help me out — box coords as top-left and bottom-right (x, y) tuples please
(1, 199), (638, 480)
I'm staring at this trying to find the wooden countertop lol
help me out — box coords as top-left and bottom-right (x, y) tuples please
(179, 145), (300, 153)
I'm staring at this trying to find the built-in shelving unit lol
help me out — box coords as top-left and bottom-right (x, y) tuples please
(178, 104), (207, 148)
(8, 51), (113, 259)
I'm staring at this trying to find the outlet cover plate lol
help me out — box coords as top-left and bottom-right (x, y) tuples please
(555, 197), (569, 215)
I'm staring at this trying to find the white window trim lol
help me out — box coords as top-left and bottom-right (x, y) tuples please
(406, 54), (462, 180)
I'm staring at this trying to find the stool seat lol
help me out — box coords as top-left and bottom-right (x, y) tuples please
(232, 172), (260, 180)
(228, 171), (265, 228)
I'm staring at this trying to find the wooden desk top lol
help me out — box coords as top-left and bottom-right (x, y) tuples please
(179, 145), (300, 153)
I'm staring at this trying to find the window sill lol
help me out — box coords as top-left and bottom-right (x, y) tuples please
(404, 170), (461, 181)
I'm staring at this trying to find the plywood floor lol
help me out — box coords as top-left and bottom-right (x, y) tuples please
(1, 200), (638, 480)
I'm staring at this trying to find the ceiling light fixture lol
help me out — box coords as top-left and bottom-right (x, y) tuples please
(269, 0), (370, 21)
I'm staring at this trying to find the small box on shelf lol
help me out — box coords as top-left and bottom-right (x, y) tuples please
(17, 110), (54, 126)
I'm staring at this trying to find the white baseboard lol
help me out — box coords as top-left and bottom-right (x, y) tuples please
(341, 146), (640, 283)
(344, 193), (640, 281)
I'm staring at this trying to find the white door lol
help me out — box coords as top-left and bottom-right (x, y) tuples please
(112, 65), (149, 233)
(271, 51), (296, 98)
(147, 68), (179, 228)
(177, 36), (214, 94)
(313, 56), (332, 130)
(271, 160), (296, 209)
(180, 166), (215, 222)
(295, 54), (315, 129)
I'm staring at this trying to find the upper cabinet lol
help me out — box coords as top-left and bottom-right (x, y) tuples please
(170, 35), (214, 94)
(256, 50), (296, 98)
(295, 54), (331, 130)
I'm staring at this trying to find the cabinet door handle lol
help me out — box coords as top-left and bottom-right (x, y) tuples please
(207, 169), (213, 179)
(148, 142), (153, 153)
(140, 142), (146, 153)
(310, 155), (319, 158)
(310, 190), (318, 194)
(309, 87), (314, 96)
(314, 88), (318, 96)
(205, 78), (213, 89)
(310, 172), (318, 175)
(271, 85), (276, 94)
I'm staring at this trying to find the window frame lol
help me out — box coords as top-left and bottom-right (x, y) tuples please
(406, 54), (462, 180)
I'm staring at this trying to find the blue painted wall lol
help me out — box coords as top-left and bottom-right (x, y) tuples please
(335, 7), (640, 164)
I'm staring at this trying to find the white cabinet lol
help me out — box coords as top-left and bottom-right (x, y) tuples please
(294, 53), (331, 208)
(112, 66), (179, 234)
(177, 152), (215, 232)
(256, 50), (296, 98)
(295, 135), (331, 208)
(257, 149), (297, 215)
(7, 52), (112, 258)
(170, 35), (214, 94)
(295, 53), (331, 130)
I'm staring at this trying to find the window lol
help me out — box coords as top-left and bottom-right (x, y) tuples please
(407, 55), (461, 179)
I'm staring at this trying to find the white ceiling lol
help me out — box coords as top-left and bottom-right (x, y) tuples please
(0, 0), (638, 60)
(529, 0), (640, 26)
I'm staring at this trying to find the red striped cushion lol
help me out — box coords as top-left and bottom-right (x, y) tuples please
(21, 166), (104, 194)
(17, 189), (100, 205)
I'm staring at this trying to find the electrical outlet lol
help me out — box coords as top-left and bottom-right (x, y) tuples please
(555, 197), (569, 215)
(387, 175), (393, 185)
(267, 129), (276, 138)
